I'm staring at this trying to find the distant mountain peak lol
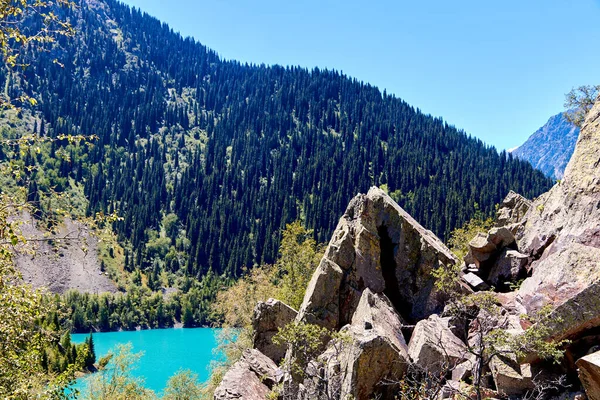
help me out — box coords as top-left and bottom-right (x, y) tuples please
(512, 112), (579, 179)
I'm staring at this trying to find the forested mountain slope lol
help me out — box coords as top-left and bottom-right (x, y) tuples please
(3, 0), (552, 280)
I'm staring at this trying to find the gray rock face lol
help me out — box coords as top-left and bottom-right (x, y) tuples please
(297, 187), (456, 329)
(407, 314), (467, 376)
(253, 298), (298, 363)
(214, 349), (282, 400)
(515, 101), (600, 341)
(577, 351), (600, 400)
(327, 327), (409, 400)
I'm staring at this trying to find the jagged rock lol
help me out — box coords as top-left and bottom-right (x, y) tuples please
(301, 290), (409, 400)
(508, 102), (600, 380)
(516, 100), (600, 283)
(496, 190), (532, 227)
(490, 356), (533, 397)
(350, 288), (409, 352)
(487, 249), (528, 288)
(407, 314), (467, 375)
(324, 328), (408, 399)
(466, 226), (516, 272)
(297, 259), (345, 331)
(253, 298), (298, 363)
(298, 187), (457, 329)
(577, 351), (600, 400)
(462, 272), (489, 291)
(214, 349), (282, 400)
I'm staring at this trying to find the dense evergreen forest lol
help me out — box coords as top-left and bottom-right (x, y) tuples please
(4, 0), (552, 284)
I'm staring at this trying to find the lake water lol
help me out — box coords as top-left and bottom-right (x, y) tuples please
(71, 328), (221, 395)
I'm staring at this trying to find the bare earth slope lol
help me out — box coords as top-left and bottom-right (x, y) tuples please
(15, 213), (116, 294)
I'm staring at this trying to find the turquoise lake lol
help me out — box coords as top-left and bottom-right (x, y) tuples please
(71, 328), (221, 395)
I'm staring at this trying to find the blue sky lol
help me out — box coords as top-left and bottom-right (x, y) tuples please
(120, 0), (600, 150)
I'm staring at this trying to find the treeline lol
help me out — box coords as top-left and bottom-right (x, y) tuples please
(63, 270), (223, 333)
(4, 0), (553, 284)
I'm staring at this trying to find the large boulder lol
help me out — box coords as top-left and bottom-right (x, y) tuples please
(490, 355), (533, 397)
(350, 288), (409, 352)
(301, 290), (410, 400)
(214, 349), (282, 400)
(466, 233), (497, 268)
(465, 226), (516, 272)
(407, 314), (467, 376)
(577, 351), (600, 400)
(327, 327), (409, 400)
(253, 298), (298, 363)
(496, 191), (532, 227)
(487, 249), (528, 288)
(297, 187), (457, 330)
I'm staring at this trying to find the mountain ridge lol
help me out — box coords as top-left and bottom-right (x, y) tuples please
(513, 112), (579, 179)
(5, 0), (552, 288)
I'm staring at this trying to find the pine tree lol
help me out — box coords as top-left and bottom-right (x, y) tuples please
(86, 332), (96, 368)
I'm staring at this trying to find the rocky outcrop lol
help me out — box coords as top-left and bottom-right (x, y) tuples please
(350, 289), (408, 350)
(297, 187), (457, 330)
(314, 290), (410, 400)
(577, 351), (600, 400)
(462, 219), (528, 292)
(214, 349), (282, 400)
(514, 101), (600, 344)
(407, 314), (467, 375)
(495, 190), (532, 227)
(253, 298), (298, 363)
(216, 101), (600, 400)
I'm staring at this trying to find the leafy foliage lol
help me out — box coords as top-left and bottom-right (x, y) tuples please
(163, 369), (203, 400)
(564, 85), (600, 128)
(83, 343), (156, 400)
(446, 204), (494, 261)
(202, 221), (324, 398)
(276, 221), (324, 310)
(272, 321), (334, 379)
